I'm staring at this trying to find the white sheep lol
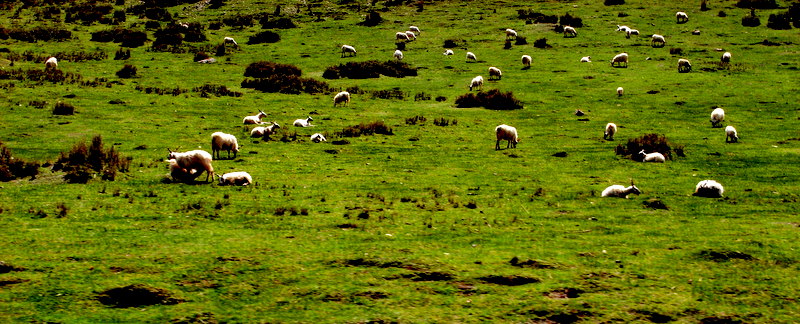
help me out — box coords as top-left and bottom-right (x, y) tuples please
(341, 45), (357, 57)
(395, 32), (410, 42)
(693, 180), (724, 198)
(311, 133), (327, 143)
(466, 51), (477, 62)
(217, 171), (252, 186)
(488, 67), (502, 80)
(166, 149), (214, 183)
(293, 116), (314, 127)
(443, 49), (454, 56)
(626, 29), (639, 38)
(243, 110), (267, 125)
(469, 75), (484, 91)
(223, 36), (238, 46)
(506, 28), (517, 40)
(725, 125), (738, 143)
(405, 31), (416, 41)
(394, 49), (404, 61)
(710, 107), (725, 128)
(334, 91), (351, 107)
(677, 58), (692, 73)
(617, 87), (624, 97)
(522, 55), (532, 68)
(580, 56), (591, 63)
(651, 34), (666, 47)
(495, 124), (519, 150)
(563, 26), (577, 38)
(409, 26), (421, 34)
(611, 52), (628, 68)
(601, 182), (641, 198)
(44, 56), (58, 70)
(167, 159), (201, 183)
(639, 150), (666, 163)
(211, 132), (240, 159)
(721, 52), (732, 63)
(604, 123), (617, 140)
(676, 11), (689, 23)
(250, 122), (281, 139)
(616, 25), (631, 32)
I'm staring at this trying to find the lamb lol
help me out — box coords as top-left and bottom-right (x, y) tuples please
(311, 133), (327, 143)
(223, 36), (238, 47)
(611, 52), (628, 68)
(243, 110), (267, 125)
(333, 91), (351, 107)
(395, 32), (410, 42)
(488, 67), (502, 80)
(405, 31), (416, 41)
(167, 159), (202, 183)
(217, 171), (252, 186)
(604, 123), (617, 140)
(469, 75), (484, 91)
(409, 26), (421, 34)
(721, 52), (732, 63)
(506, 28), (517, 40)
(563, 26), (577, 38)
(601, 182), (641, 198)
(44, 56), (58, 70)
(710, 107), (725, 128)
(651, 34), (666, 47)
(617, 87), (624, 97)
(693, 180), (724, 198)
(211, 132), (240, 159)
(639, 150), (666, 163)
(166, 149), (214, 183)
(580, 56), (591, 63)
(394, 49), (404, 61)
(522, 55), (532, 68)
(495, 124), (519, 150)
(250, 122), (281, 139)
(676, 11), (689, 23)
(625, 29), (639, 38)
(293, 116), (314, 127)
(443, 49), (454, 56)
(677, 58), (692, 73)
(341, 45), (357, 57)
(616, 25), (631, 32)
(725, 125), (738, 143)
(466, 51), (477, 62)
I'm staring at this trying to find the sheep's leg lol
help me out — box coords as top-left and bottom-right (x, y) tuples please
(495, 140), (501, 150)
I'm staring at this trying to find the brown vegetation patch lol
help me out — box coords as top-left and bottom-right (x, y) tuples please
(455, 89), (523, 110)
(97, 284), (182, 308)
(477, 275), (540, 286)
(509, 257), (555, 269)
(336, 121), (393, 137)
(323, 60), (417, 79)
(0, 261), (25, 273)
(0, 142), (39, 181)
(0, 278), (29, 287)
(631, 310), (674, 323)
(52, 135), (131, 183)
(401, 271), (454, 282)
(696, 249), (755, 262)
(615, 133), (684, 161)
(643, 198), (669, 210)
(544, 287), (584, 299)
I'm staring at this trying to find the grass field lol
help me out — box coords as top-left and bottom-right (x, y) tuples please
(1, 0), (799, 322)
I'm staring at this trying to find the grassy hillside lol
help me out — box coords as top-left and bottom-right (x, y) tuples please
(1, 0), (799, 322)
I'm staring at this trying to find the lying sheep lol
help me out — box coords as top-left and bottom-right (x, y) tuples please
(394, 49), (404, 60)
(604, 123), (617, 140)
(334, 91), (351, 107)
(580, 56), (591, 63)
(693, 180), (724, 198)
(217, 171), (252, 186)
(506, 28), (517, 40)
(639, 150), (666, 163)
(602, 182), (641, 198)
(250, 122), (281, 139)
(45, 56), (58, 70)
(721, 52), (732, 63)
(311, 133), (327, 143)
(676, 11), (689, 23)
(710, 107), (725, 128)
(243, 110), (267, 125)
(495, 124), (519, 150)
(563, 26), (577, 38)
(167, 149), (214, 183)
(617, 87), (624, 97)
(444, 49), (454, 56)
(651, 34), (666, 47)
(488, 67), (502, 80)
(466, 51), (477, 62)
(341, 45), (357, 57)
(611, 52), (628, 68)
(293, 116), (314, 127)
(725, 125), (738, 143)
(678, 58), (692, 73)
(522, 55), (532, 68)
(211, 132), (240, 159)
(469, 75), (484, 91)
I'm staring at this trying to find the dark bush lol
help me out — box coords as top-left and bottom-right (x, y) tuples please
(669, 48), (683, 55)
(114, 48), (131, 60)
(53, 135), (130, 183)
(144, 8), (172, 21)
(222, 14), (258, 28)
(209, 0), (226, 9)
(261, 17), (297, 29)
(718, 10), (727, 17)
(90, 28), (149, 47)
(247, 31), (280, 44)
(406, 115), (427, 125)
(52, 102), (75, 115)
(323, 60), (417, 79)
(517, 9), (558, 23)
(7, 27), (72, 42)
(358, 10), (383, 27)
(533, 38), (551, 49)
(336, 121), (393, 137)
(604, 0), (625, 5)
(434, 118), (457, 126)
(790, 3), (800, 28)
(144, 20), (161, 30)
(443, 38), (466, 48)
(514, 36), (528, 45)
(0, 141), (39, 181)
(152, 29), (183, 48)
(559, 13), (583, 27)
(113, 10), (126, 24)
(735, 0), (777, 9)
(455, 89), (523, 110)
(767, 13), (792, 29)
(116, 64), (137, 78)
(193, 84), (242, 97)
(65, 4), (113, 25)
(244, 61), (301, 78)
(614, 133), (684, 161)
(742, 12), (761, 27)
(504, 40), (512, 49)
(241, 75), (330, 94)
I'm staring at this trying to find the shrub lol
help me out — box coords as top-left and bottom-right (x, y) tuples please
(735, 0), (777, 9)
(53, 135), (130, 183)
(116, 64), (137, 78)
(604, 0), (625, 5)
(114, 48), (131, 60)
(517, 9), (558, 23)
(244, 61), (301, 78)
(323, 60), (417, 79)
(144, 7), (172, 21)
(515, 36), (528, 45)
(241, 75), (330, 94)
(718, 11), (727, 17)
(790, 3), (800, 28)
(701, 0), (709, 11)
(7, 27), (72, 42)
(247, 31), (280, 44)
(152, 29), (183, 48)
(193, 84), (242, 97)
(52, 102), (75, 115)
(669, 48), (683, 55)
(533, 38), (551, 49)
(260, 17), (297, 29)
(767, 13), (792, 30)
(65, 4), (114, 25)
(358, 11), (383, 26)
(455, 89), (523, 110)
(742, 11), (761, 27)
(443, 39), (466, 48)
(614, 133), (684, 161)
(405, 115), (427, 125)
(0, 141), (39, 181)
(336, 121), (394, 137)
(559, 13), (583, 27)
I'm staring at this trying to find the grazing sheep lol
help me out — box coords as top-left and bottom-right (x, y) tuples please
(311, 133), (327, 143)
(167, 149), (214, 183)
(395, 32), (410, 42)
(726, 125), (739, 143)
(721, 52), (732, 63)
(405, 31), (416, 41)
(488, 67), (502, 80)
(580, 56), (591, 63)
(563, 26), (577, 38)
(617, 87), (624, 97)
(616, 25), (631, 32)
(602, 182), (641, 198)
(217, 171), (252, 186)
(469, 75), (484, 91)
(250, 122), (281, 139)
(167, 159), (201, 183)
(651, 34), (666, 47)
(334, 91), (351, 107)
(693, 180), (724, 198)
(639, 150), (666, 163)
(293, 116), (314, 127)
(604, 123), (617, 140)
(223, 36), (238, 47)
(678, 58), (692, 73)
(243, 110), (267, 125)
(710, 107), (725, 128)
(626, 29), (639, 38)
(341, 45), (357, 57)
(211, 132), (240, 159)
(444, 49), (454, 56)
(44, 56), (58, 70)
(522, 55), (532, 68)
(394, 49), (404, 60)
(495, 124), (519, 150)
(611, 52), (628, 68)
(676, 11), (689, 23)
(409, 26), (421, 34)
(466, 51), (477, 62)
(506, 28), (517, 40)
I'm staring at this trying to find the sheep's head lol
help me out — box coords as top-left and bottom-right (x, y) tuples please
(629, 185), (641, 195)
(167, 149), (176, 160)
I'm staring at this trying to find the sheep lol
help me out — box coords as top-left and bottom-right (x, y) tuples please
(405, 31), (416, 41)
(522, 55), (532, 68)
(443, 49), (454, 56)
(211, 132), (240, 159)
(469, 75), (484, 91)
(217, 171), (252, 186)
(223, 36), (238, 47)
(466, 51), (477, 62)
(394, 49), (404, 61)
(721, 52), (732, 63)
(693, 180), (724, 198)
(333, 91), (351, 107)
(651, 34), (666, 47)
(604, 123), (617, 140)
(563, 26), (577, 38)
(250, 122), (281, 139)
(617, 87), (624, 97)
(710, 107), (725, 128)
(580, 56), (591, 63)
(601, 182), (641, 198)
(639, 150), (666, 163)
(726, 125), (739, 143)
(293, 116), (314, 127)
(676, 11), (689, 23)
(167, 159), (202, 183)
(311, 133), (327, 143)
(44, 56), (58, 70)
(677, 58), (692, 73)
(611, 52), (628, 68)
(616, 25), (631, 32)
(243, 110), (267, 125)
(166, 149), (214, 183)
(625, 29), (639, 38)
(488, 67), (502, 80)
(341, 45), (357, 57)
(495, 124), (519, 150)
(505, 28), (517, 40)
(395, 32), (410, 42)
(409, 26), (421, 34)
